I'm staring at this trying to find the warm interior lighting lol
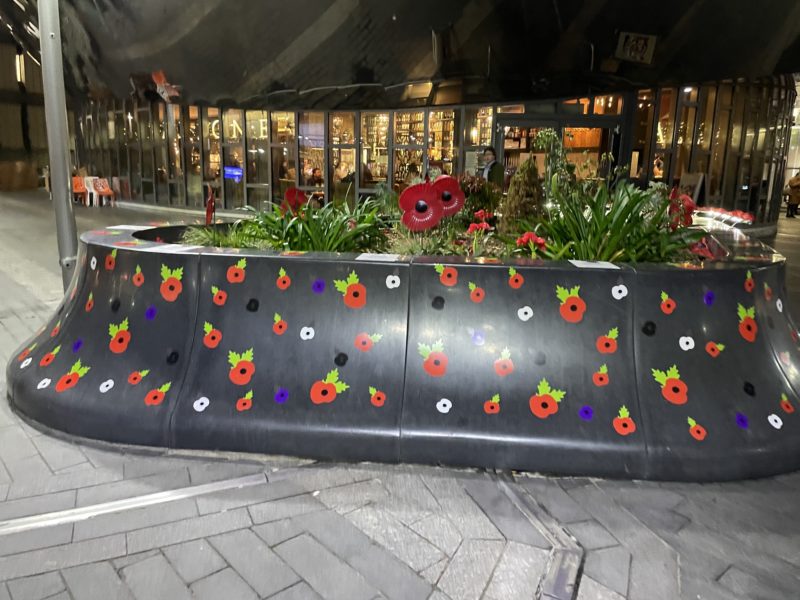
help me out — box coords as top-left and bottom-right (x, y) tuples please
(15, 53), (25, 84)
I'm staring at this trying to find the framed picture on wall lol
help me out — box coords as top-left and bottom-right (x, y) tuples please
(615, 32), (657, 65)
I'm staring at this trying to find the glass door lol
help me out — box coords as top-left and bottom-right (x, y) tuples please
(495, 117), (557, 193)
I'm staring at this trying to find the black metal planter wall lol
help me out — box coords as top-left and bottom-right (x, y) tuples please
(6, 227), (800, 481)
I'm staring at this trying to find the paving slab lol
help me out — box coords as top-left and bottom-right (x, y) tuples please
(483, 541), (549, 600)
(121, 554), (192, 600)
(436, 539), (504, 600)
(6, 572), (64, 600)
(126, 507), (252, 553)
(62, 561), (135, 600)
(162, 539), (227, 584)
(0, 534), (127, 580)
(190, 568), (258, 600)
(73, 498), (198, 541)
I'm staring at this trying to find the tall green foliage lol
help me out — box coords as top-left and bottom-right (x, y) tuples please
(498, 156), (545, 232)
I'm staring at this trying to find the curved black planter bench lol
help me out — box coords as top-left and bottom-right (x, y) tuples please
(6, 224), (800, 481)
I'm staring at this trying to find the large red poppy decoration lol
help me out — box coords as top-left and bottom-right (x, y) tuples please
(281, 187), (307, 214)
(399, 182), (444, 231)
(432, 175), (465, 218)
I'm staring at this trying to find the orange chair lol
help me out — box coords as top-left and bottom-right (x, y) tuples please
(72, 176), (89, 205)
(93, 178), (116, 206)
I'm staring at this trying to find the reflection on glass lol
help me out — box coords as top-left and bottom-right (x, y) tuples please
(497, 104), (525, 114)
(730, 86), (746, 149)
(359, 113), (389, 188)
(501, 126), (546, 187)
(681, 86), (698, 104)
(299, 112), (325, 188)
(223, 145), (244, 209)
(203, 107), (221, 186)
(223, 109), (243, 144)
(652, 153), (670, 182)
(656, 89), (676, 147)
(270, 111), (295, 144)
(167, 105), (182, 180)
(246, 187), (269, 211)
(464, 106), (494, 175)
(428, 109), (459, 175)
(394, 149), (424, 191)
(331, 147), (356, 208)
(329, 112), (355, 145)
(630, 90), (654, 178)
(562, 98), (590, 115)
(563, 127), (611, 179)
(246, 110), (270, 185)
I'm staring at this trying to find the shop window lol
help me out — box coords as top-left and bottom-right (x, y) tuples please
(246, 187), (270, 211)
(708, 110), (731, 197)
(167, 105), (182, 180)
(202, 107), (221, 188)
(681, 86), (699, 104)
(299, 112), (325, 194)
(223, 109), (243, 144)
(330, 147), (357, 208)
(223, 144), (245, 209)
(154, 104), (169, 204)
(562, 98), (590, 115)
(497, 104), (525, 114)
(502, 126), (547, 183)
(245, 110), (270, 185)
(729, 87), (746, 151)
(394, 110), (424, 146)
(630, 90), (654, 178)
(593, 95), (623, 115)
(652, 153), (671, 182)
(564, 127), (611, 179)
(359, 112), (389, 188)
(428, 109), (459, 176)
(694, 88), (716, 153)
(656, 89), (676, 148)
(270, 111), (295, 145)
(329, 112), (355, 145)
(674, 105), (696, 180)
(393, 148), (424, 190)
(464, 106), (494, 175)
(185, 106), (203, 207)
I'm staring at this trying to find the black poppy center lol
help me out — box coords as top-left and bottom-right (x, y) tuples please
(321, 389), (328, 396)
(622, 422), (629, 428)
(570, 304), (577, 312)
(240, 367), (247, 375)
(672, 386), (679, 393)
(441, 191), (452, 202)
(352, 291), (359, 297)
(542, 401), (549, 409)
(415, 200), (429, 213)
(433, 359), (440, 366)
(168, 284), (175, 291)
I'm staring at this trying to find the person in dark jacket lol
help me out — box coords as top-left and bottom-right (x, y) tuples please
(481, 146), (504, 188)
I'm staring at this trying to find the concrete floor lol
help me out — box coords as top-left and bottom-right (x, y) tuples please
(1, 190), (799, 600)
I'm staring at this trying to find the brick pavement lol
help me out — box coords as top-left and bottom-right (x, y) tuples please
(1, 191), (800, 599)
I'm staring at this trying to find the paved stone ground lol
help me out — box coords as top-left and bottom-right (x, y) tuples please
(1, 190), (799, 600)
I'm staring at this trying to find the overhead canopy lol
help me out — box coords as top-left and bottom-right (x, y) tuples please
(2, 0), (800, 107)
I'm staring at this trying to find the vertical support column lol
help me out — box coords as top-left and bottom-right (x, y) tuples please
(38, 0), (78, 290)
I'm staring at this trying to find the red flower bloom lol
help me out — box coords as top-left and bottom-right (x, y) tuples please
(432, 175), (465, 218)
(281, 187), (307, 214)
(466, 222), (490, 234)
(399, 182), (443, 231)
(516, 231), (546, 250)
(669, 193), (696, 229)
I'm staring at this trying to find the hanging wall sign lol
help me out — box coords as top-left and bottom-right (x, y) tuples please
(615, 32), (657, 65)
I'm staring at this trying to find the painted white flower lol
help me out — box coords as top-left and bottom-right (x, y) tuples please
(776, 298), (783, 313)
(90, 256), (97, 270)
(611, 284), (628, 300)
(679, 336), (695, 351)
(385, 275), (401, 289)
(300, 326), (315, 341)
(768, 413), (783, 430)
(99, 379), (114, 393)
(517, 306), (534, 322)
(436, 398), (452, 414)
(193, 397), (210, 412)
(20, 357), (31, 369)
(37, 378), (51, 390)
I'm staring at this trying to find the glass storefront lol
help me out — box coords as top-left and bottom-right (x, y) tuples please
(76, 75), (795, 225)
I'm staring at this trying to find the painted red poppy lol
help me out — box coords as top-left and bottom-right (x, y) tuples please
(399, 182), (443, 231)
(432, 175), (465, 218)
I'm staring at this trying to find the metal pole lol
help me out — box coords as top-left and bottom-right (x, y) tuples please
(38, 0), (78, 290)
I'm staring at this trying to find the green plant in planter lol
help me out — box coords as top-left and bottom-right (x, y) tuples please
(182, 198), (389, 253)
(498, 156), (546, 233)
(457, 174), (502, 227)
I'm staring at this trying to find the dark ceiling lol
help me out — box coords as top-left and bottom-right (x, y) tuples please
(2, 0), (800, 108)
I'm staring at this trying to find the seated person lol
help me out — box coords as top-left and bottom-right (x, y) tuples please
(306, 167), (324, 187)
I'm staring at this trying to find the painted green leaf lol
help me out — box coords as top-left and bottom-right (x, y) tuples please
(279, 267), (286, 277)
(666, 365), (680, 379)
(324, 369), (340, 384)
(508, 267), (517, 277)
(161, 264), (171, 281)
(651, 368), (667, 385)
(555, 285), (570, 303)
(434, 264), (444, 274)
(140, 369), (150, 377)
(537, 378), (552, 395)
(369, 386), (377, 395)
(608, 327), (619, 339)
(159, 382), (172, 393)
(333, 279), (349, 294)
(618, 405), (630, 418)
(241, 348), (254, 363)
(228, 351), (240, 367)
(418, 343), (431, 358)
(346, 271), (359, 286)
(203, 322), (212, 334)
(236, 258), (247, 269)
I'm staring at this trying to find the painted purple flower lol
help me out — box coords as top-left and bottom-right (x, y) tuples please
(735, 412), (749, 429)
(469, 328), (485, 346)
(71, 338), (83, 353)
(145, 305), (157, 320)
(703, 291), (715, 306)
(312, 279), (326, 294)
(579, 405), (594, 421)
(274, 387), (289, 404)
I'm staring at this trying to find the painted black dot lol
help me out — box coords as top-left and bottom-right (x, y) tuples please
(767, 315), (775, 329)
(433, 359), (441, 366)
(334, 353), (348, 366)
(541, 401), (549, 409)
(321, 388), (329, 396)
(240, 367), (247, 374)
(246, 298), (259, 312)
(110, 299), (121, 312)
(432, 296), (445, 310)
(352, 291), (360, 298)
(166, 351), (179, 364)
(743, 382), (755, 396)
(534, 351), (546, 366)
(642, 321), (657, 336)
